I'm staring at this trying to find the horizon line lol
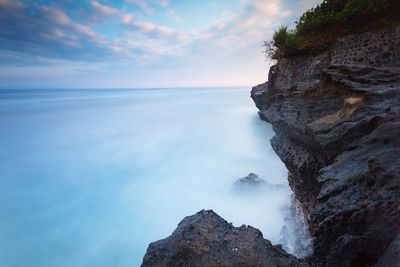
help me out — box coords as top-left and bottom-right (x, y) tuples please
(0, 85), (257, 90)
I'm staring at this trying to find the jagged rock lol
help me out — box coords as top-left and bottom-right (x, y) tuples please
(251, 25), (400, 267)
(141, 210), (308, 267)
(235, 173), (267, 186)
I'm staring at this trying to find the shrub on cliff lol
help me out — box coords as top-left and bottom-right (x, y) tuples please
(265, 27), (299, 60)
(266, 0), (400, 59)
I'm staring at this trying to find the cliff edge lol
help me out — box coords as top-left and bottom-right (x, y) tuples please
(252, 25), (400, 266)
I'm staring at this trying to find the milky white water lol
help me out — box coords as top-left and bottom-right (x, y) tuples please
(0, 88), (294, 267)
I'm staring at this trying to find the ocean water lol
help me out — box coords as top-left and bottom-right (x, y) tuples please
(0, 88), (293, 267)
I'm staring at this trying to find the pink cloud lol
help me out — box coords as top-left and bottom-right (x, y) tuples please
(131, 21), (186, 41)
(91, 0), (118, 15)
(121, 13), (134, 24)
(40, 6), (70, 25)
(71, 23), (97, 38)
(0, 0), (25, 9)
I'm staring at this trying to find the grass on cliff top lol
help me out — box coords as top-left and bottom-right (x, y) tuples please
(265, 0), (400, 60)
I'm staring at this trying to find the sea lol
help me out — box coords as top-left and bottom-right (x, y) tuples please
(0, 87), (294, 267)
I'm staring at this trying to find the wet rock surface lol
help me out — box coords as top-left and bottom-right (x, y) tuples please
(234, 173), (267, 186)
(251, 25), (400, 267)
(142, 210), (308, 267)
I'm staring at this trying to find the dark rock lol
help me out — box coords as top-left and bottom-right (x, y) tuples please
(375, 234), (400, 267)
(235, 173), (267, 186)
(251, 25), (400, 267)
(233, 173), (286, 194)
(141, 210), (308, 267)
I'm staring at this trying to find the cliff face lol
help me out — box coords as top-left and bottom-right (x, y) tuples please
(251, 25), (400, 266)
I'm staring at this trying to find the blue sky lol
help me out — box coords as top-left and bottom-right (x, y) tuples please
(0, 0), (321, 88)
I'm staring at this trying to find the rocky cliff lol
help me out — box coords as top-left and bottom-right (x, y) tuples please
(142, 25), (400, 267)
(251, 25), (400, 266)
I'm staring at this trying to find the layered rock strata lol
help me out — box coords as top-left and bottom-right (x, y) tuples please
(251, 25), (400, 266)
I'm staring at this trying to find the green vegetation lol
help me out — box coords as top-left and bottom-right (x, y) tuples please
(265, 0), (400, 59)
(265, 26), (298, 60)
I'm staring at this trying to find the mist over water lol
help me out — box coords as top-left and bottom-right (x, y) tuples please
(0, 88), (304, 267)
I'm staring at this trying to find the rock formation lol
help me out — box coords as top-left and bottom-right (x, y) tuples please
(234, 173), (267, 186)
(142, 210), (308, 267)
(142, 25), (400, 267)
(251, 25), (400, 266)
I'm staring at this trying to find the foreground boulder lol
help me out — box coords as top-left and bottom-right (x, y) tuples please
(142, 210), (308, 267)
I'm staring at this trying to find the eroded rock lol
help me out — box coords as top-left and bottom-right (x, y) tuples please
(251, 25), (400, 267)
(142, 210), (308, 267)
(235, 173), (267, 186)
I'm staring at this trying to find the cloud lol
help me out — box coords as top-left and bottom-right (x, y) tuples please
(38, 6), (100, 40)
(0, 0), (315, 66)
(39, 6), (98, 38)
(127, 0), (170, 14)
(121, 13), (134, 24)
(203, 0), (322, 47)
(187, 0), (284, 60)
(130, 21), (187, 42)
(91, 0), (118, 15)
(0, 2), (111, 62)
(0, 0), (25, 9)
(167, 8), (181, 21)
(88, 0), (134, 25)
(0, 0), (191, 66)
(40, 6), (70, 25)
(71, 23), (97, 38)
(113, 19), (190, 61)
(0, 0), (324, 87)
(155, 0), (169, 7)
(161, 0), (307, 85)
(127, 0), (153, 14)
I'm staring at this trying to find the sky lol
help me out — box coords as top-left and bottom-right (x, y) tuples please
(0, 0), (321, 88)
